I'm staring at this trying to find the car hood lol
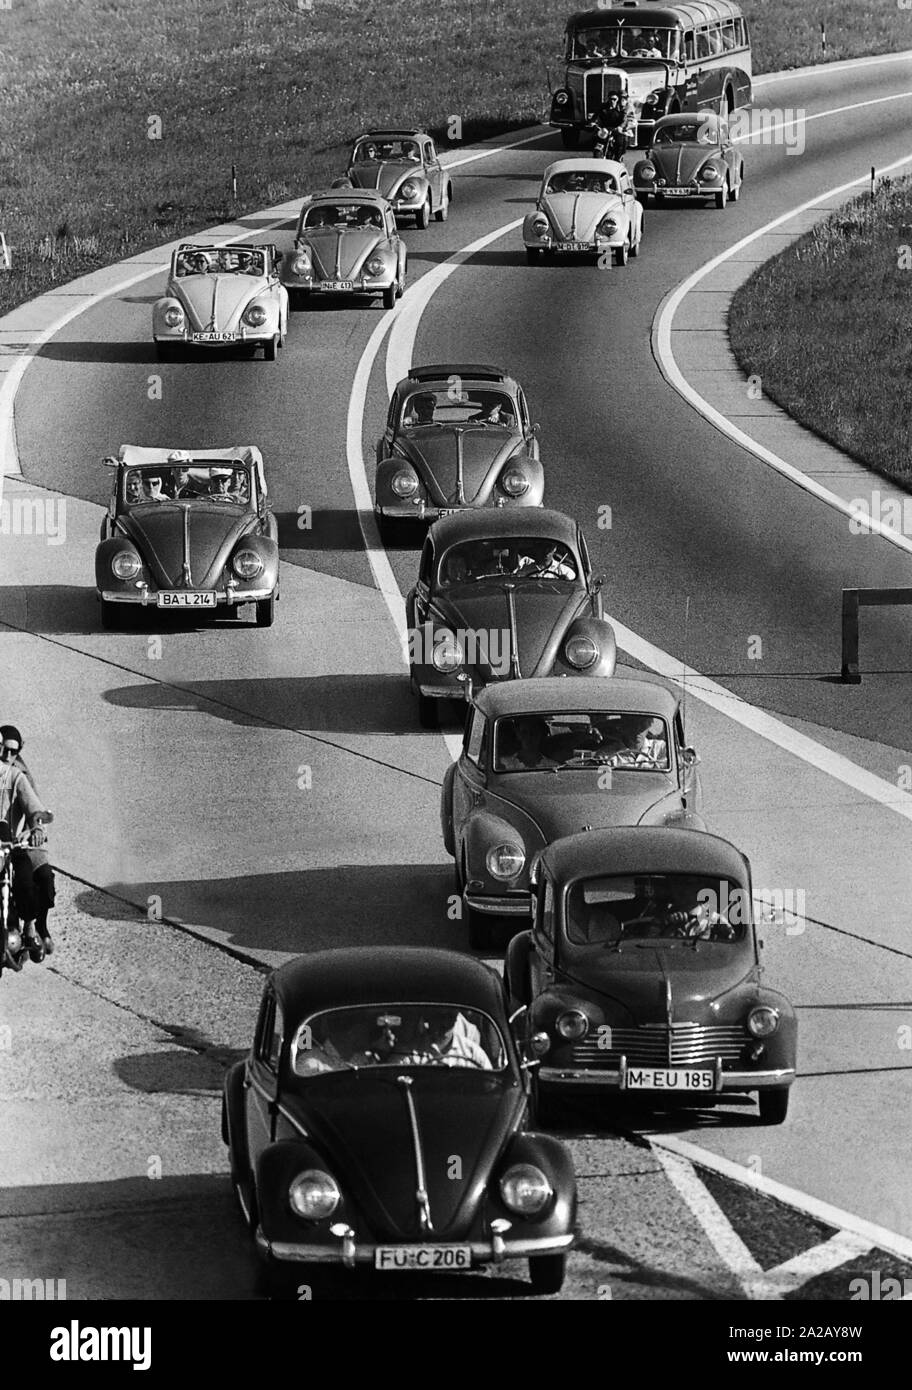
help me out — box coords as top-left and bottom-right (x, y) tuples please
(396, 427), (525, 505)
(559, 943), (754, 1021)
(541, 191), (625, 241)
(348, 161), (423, 199)
(117, 503), (251, 588)
(490, 770), (670, 841)
(172, 274), (266, 331)
(646, 145), (720, 184)
(296, 227), (385, 280)
(433, 585), (589, 679)
(296, 1071), (523, 1240)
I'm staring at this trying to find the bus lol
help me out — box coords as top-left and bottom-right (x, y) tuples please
(550, 1), (752, 148)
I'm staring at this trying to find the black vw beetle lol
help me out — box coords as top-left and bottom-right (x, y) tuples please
(222, 947), (576, 1294)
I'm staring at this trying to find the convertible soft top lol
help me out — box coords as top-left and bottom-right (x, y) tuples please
(542, 158), (627, 181)
(115, 444), (259, 468)
(362, 127), (427, 140)
(406, 363), (507, 384)
(475, 673), (680, 722)
(541, 826), (750, 885)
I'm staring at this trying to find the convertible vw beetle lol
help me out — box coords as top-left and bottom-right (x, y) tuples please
(441, 674), (704, 948)
(152, 242), (288, 360)
(94, 445), (279, 628)
(506, 828), (797, 1124)
(523, 159), (644, 265)
(633, 112), (743, 208)
(375, 364), (545, 543)
(221, 947), (576, 1295)
(335, 128), (452, 227)
(408, 508), (615, 728)
(281, 189), (406, 309)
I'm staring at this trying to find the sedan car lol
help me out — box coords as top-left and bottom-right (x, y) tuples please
(441, 674), (705, 948)
(335, 128), (452, 227)
(408, 508), (615, 727)
(523, 159), (644, 265)
(281, 190), (406, 309)
(505, 827), (797, 1125)
(633, 112), (744, 208)
(94, 445), (279, 628)
(375, 364), (545, 543)
(152, 243), (288, 360)
(221, 946), (576, 1295)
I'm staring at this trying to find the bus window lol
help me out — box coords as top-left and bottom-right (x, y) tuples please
(721, 20), (737, 51)
(683, 30), (695, 61)
(695, 28), (712, 60)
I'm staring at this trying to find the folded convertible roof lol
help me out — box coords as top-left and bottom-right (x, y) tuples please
(407, 363), (507, 383)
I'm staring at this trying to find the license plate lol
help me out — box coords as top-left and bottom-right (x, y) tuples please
(624, 1067), (714, 1091)
(189, 331), (239, 342)
(556, 241), (592, 252)
(374, 1245), (472, 1272)
(437, 507), (463, 518)
(320, 279), (353, 291)
(157, 592), (217, 608)
(663, 189), (694, 197)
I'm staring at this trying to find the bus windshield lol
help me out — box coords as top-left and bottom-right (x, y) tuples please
(571, 25), (680, 63)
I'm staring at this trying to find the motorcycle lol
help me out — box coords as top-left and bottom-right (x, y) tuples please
(0, 815), (52, 978)
(593, 125), (629, 163)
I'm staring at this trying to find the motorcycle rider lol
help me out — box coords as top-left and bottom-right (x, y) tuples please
(593, 88), (636, 160)
(0, 725), (53, 962)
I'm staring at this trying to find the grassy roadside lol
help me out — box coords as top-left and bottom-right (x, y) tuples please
(728, 177), (912, 487)
(1, 0), (909, 316)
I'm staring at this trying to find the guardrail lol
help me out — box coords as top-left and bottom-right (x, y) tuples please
(841, 587), (912, 683)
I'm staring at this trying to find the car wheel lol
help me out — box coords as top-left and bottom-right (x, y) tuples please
(255, 595), (275, 628)
(613, 241), (629, 267)
(467, 905), (493, 951)
(418, 693), (439, 729)
(155, 342), (177, 362)
(416, 197), (431, 230)
(528, 1253), (566, 1295)
(715, 187), (727, 210)
(758, 1088), (790, 1125)
(263, 336), (278, 361)
(560, 129), (579, 150)
(629, 224), (641, 257)
(378, 512), (403, 547)
(435, 189), (449, 222)
(525, 247), (544, 263)
(100, 599), (123, 631)
(382, 284), (396, 310)
(255, 1255), (301, 1301)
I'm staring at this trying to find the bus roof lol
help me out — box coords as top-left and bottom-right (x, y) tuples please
(566, 1), (744, 27)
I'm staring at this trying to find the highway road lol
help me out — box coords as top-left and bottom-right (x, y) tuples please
(3, 53), (912, 1298)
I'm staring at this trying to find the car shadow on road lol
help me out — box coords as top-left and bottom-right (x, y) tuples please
(0, 585), (270, 636)
(406, 248), (531, 269)
(550, 1092), (762, 1134)
(113, 1023), (247, 1096)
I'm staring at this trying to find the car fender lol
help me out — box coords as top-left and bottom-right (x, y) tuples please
(255, 1138), (356, 1245)
(462, 808), (537, 888)
(550, 614), (617, 678)
(222, 1059), (247, 1150)
(152, 295), (185, 335)
(231, 531), (279, 592)
(499, 1132), (577, 1237)
(504, 929), (535, 1007)
(441, 762), (458, 856)
(95, 535), (143, 591)
(503, 452), (545, 507)
(375, 453), (423, 510)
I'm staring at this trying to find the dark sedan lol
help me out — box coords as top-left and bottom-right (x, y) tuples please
(633, 112), (744, 208)
(222, 947), (576, 1295)
(505, 828), (797, 1124)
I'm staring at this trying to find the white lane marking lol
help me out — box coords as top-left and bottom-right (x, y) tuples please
(763, 1231), (873, 1295)
(752, 50), (912, 86)
(653, 1135), (912, 1264)
(731, 89), (912, 144)
(654, 147), (912, 557)
(653, 1145), (779, 1299)
(441, 130), (550, 169)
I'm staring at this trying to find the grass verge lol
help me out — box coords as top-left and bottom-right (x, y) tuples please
(729, 177), (912, 487)
(1, 0), (909, 315)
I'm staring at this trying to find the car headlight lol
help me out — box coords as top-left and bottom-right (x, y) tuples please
(500, 1164), (553, 1216)
(597, 216), (618, 235)
(431, 630), (464, 672)
(400, 180), (419, 200)
(289, 1169), (341, 1220)
(391, 468), (419, 498)
(365, 256), (385, 276)
(556, 1009), (589, 1041)
(486, 843), (525, 880)
(500, 468), (529, 497)
(748, 1006), (780, 1038)
(639, 165), (656, 181)
(564, 634), (599, 669)
(243, 304), (268, 327)
(164, 306), (184, 328)
(292, 253), (312, 276)
(232, 548), (264, 579)
(644, 92), (660, 107)
(553, 90), (570, 107)
(111, 550), (141, 580)
(700, 165), (723, 182)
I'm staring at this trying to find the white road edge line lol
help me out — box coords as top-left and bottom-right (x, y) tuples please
(763, 1231), (873, 1295)
(652, 1135), (912, 1264)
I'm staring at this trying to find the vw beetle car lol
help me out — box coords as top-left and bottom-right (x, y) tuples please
(523, 159), (644, 265)
(375, 364), (544, 543)
(633, 112), (743, 208)
(335, 128), (452, 227)
(221, 947), (576, 1295)
(441, 674), (704, 948)
(506, 828), (796, 1124)
(152, 243), (288, 360)
(94, 445), (279, 628)
(408, 508), (615, 728)
(281, 189), (406, 309)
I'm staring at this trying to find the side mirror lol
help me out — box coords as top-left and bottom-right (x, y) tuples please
(681, 747), (700, 769)
(102, 456), (118, 468)
(530, 422), (541, 436)
(590, 573), (605, 594)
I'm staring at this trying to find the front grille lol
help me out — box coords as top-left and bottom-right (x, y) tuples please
(584, 71), (605, 121)
(570, 1023), (747, 1069)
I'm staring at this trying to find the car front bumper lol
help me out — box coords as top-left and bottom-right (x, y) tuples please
(256, 1226), (573, 1268)
(524, 234), (625, 253)
(154, 329), (275, 346)
(100, 585), (275, 606)
(283, 273), (396, 294)
(538, 1063), (796, 1091)
(464, 889), (533, 917)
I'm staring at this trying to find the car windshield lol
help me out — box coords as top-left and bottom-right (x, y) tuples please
(353, 138), (421, 162)
(654, 119), (719, 146)
(492, 712), (670, 773)
(565, 874), (748, 946)
(300, 203), (384, 230)
(290, 1004), (508, 1075)
(175, 248), (266, 276)
(399, 388), (516, 429)
(545, 171), (619, 195)
(572, 25), (678, 61)
(440, 538), (578, 586)
(122, 462), (251, 505)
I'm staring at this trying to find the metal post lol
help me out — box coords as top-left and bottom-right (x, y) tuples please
(841, 589), (859, 683)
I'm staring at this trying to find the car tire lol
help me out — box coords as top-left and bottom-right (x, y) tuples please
(467, 906), (493, 951)
(758, 1087), (790, 1125)
(378, 512), (403, 547)
(382, 285), (396, 310)
(416, 197), (431, 230)
(255, 1255), (301, 1301)
(528, 1253), (566, 1295)
(263, 336), (278, 361)
(560, 129), (580, 150)
(100, 599), (123, 631)
(418, 693), (439, 729)
(156, 342), (177, 362)
(715, 187), (727, 210)
(525, 248), (544, 263)
(614, 241), (629, 267)
(629, 223), (641, 257)
(435, 189), (449, 222)
(255, 595), (275, 628)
